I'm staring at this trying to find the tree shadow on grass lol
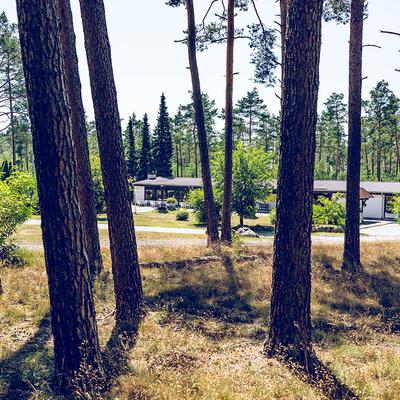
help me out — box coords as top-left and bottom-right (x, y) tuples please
(0, 315), (53, 400)
(144, 255), (269, 340)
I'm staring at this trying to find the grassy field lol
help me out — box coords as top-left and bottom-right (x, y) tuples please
(1, 241), (400, 399)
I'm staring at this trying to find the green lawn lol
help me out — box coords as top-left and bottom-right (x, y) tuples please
(96, 210), (273, 229)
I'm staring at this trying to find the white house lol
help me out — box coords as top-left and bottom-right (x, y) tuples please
(133, 176), (400, 220)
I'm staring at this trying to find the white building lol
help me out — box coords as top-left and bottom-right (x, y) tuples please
(133, 176), (400, 220)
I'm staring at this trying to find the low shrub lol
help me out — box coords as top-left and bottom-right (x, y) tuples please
(313, 193), (346, 226)
(390, 195), (400, 223)
(269, 208), (276, 226)
(166, 197), (177, 205)
(186, 189), (221, 225)
(176, 209), (189, 221)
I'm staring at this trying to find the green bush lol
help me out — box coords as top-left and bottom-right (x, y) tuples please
(176, 209), (189, 221)
(313, 193), (346, 226)
(5, 171), (39, 212)
(187, 189), (221, 225)
(166, 197), (177, 205)
(0, 180), (32, 245)
(90, 155), (106, 214)
(390, 195), (400, 222)
(269, 208), (276, 225)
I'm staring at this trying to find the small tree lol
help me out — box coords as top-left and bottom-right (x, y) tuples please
(153, 93), (173, 177)
(137, 113), (152, 180)
(125, 115), (137, 179)
(213, 143), (275, 226)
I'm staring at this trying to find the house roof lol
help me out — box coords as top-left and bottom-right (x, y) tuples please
(314, 180), (400, 194)
(134, 176), (203, 188)
(134, 176), (400, 195)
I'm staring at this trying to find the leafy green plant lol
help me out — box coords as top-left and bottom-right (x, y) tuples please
(313, 193), (346, 226)
(176, 209), (189, 221)
(187, 188), (221, 225)
(212, 142), (275, 225)
(166, 197), (177, 205)
(90, 155), (106, 214)
(269, 208), (276, 226)
(0, 180), (32, 245)
(390, 196), (400, 223)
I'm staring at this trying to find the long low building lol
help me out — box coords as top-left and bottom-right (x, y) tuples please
(134, 176), (400, 220)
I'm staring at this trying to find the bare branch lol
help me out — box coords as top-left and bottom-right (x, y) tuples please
(381, 30), (400, 37)
(363, 44), (381, 49)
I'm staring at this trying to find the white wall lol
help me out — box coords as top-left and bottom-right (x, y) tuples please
(134, 186), (145, 202)
(363, 195), (384, 219)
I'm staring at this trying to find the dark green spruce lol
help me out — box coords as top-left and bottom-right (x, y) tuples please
(153, 93), (173, 177)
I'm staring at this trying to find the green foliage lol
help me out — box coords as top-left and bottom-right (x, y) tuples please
(90, 155), (106, 214)
(138, 113), (152, 181)
(390, 196), (400, 223)
(0, 179), (32, 246)
(125, 114), (137, 178)
(5, 171), (38, 211)
(269, 208), (276, 226)
(313, 193), (346, 226)
(187, 188), (221, 225)
(166, 197), (177, 205)
(175, 209), (189, 221)
(212, 142), (275, 222)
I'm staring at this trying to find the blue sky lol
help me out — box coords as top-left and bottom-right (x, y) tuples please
(3, 0), (400, 128)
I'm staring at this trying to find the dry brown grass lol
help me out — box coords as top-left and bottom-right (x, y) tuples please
(0, 241), (399, 399)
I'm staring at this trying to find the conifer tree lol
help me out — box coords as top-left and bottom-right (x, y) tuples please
(153, 93), (173, 177)
(126, 115), (137, 178)
(138, 113), (152, 180)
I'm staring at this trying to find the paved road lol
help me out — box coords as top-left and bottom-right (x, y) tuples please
(21, 219), (400, 253)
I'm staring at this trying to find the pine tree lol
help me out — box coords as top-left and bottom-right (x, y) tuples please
(79, 0), (144, 334)
(137, 113), (152, 180)
(126, 115), (137, 178)
(16, 0), (103, 393)
(153, 93), (173, 177)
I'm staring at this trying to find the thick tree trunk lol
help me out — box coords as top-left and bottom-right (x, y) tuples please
(221, 0), (234, 243)
(185, 0), (219, 245)
(343, 0), (364, 272)
(79, 0), (144, 331)
(16, 0), (103, 394)
(265, 0), (323, 365)
(56, 0), (103, 276)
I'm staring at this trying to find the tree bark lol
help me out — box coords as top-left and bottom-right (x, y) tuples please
(16, 0), (103, 394)
(221, 0), (234, 243)
(265, 0), (323, 366)
(185, 0), (219, 245)
(343, 0), (364, 272)
(56, 0), (103, 276)
(79, 0), (144, 331)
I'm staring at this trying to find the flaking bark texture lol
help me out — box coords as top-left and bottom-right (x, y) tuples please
(16, 0), (103, 393)
(265, 0), (323, 364)
(343, 0), (364, 272)
(185, 0), (220, 245)
(79, 0), (144, 331)
(221, 0), (235, 243)
(56, 0), (103, 276)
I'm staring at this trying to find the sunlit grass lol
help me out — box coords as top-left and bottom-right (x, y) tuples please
(1, 242), (400, 399)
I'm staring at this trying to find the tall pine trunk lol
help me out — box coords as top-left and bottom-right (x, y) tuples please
(16, 0), (103, 393)
(221, 0), (235, 243)
(185, 0), (219, 245)
(265, 0), (323, 367)
(56, 0), (103, 276)
(343, 0), (364, 272)
(79, 0), (144, 332)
